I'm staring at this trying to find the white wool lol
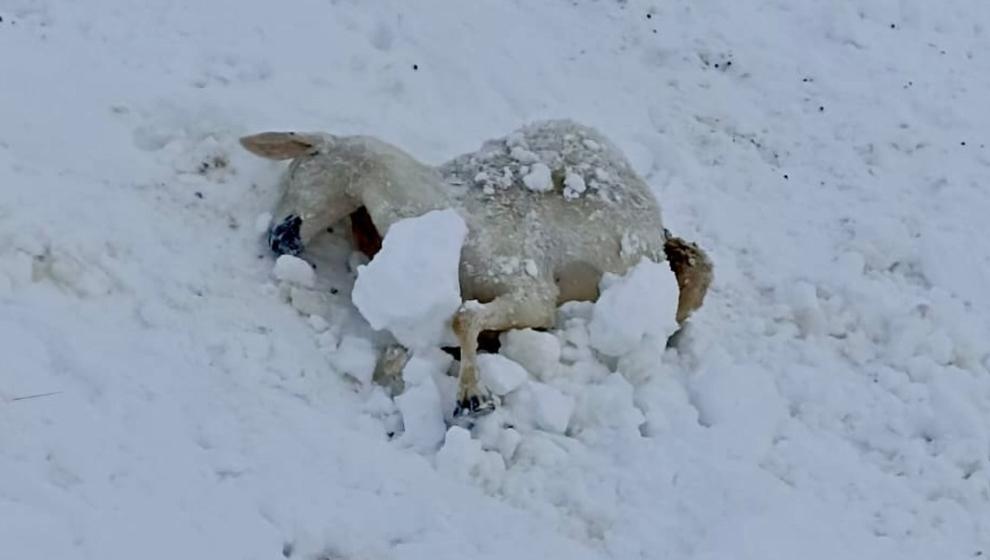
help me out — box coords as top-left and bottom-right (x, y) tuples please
(588, 259), (679, 356)
(477, 353), (528, 396)
(273, 254), (315, 287)
(500, 328), (561, 381)
(352, 209), (467, 350)
(522, 163), (553, 192)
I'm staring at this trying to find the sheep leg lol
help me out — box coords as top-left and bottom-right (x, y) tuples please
(664, 234), (714, 324)
(451, 289), (557, 418)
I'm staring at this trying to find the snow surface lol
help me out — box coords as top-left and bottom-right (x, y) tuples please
(3, 1), (990, 559)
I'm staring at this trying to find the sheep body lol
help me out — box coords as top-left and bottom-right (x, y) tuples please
(243, 120), (711, 417)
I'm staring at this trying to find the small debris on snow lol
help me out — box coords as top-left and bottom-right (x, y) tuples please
(273, 255), (315, 288)
(478, 353), (528, 395)
(352, 209), (467, 350)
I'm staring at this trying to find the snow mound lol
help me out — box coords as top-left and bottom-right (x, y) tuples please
(589, 259), (680, 356)
(352, 209), (467, 350)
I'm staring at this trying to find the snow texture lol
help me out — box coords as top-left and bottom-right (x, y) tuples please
(589, 259), (680, 356)
(3, 1), (990, 559)
(273, 254), (316, 287)
(352, 209), (467, 350)
(477, 353), (529, 396)
(500, 328), (562, 381)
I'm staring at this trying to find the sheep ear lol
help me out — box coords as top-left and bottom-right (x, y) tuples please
(239, 132), (320, 160)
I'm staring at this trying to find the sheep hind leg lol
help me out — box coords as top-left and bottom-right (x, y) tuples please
(664, 234), (714, 324)
(451, 289), (557, 418)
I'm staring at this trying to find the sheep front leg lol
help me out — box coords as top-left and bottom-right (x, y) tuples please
(451, 288), (557, 418)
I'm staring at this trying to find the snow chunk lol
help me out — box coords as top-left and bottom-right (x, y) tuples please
(571, 374), (645, 437)
(328, 335), (377, 385)
(273, 255), (315, 288)
(500, 328), (561, 381)
(589, 260), (679, 356)
(477, 353), (528, 395)
(506, 381), (575, 434)
(563, 171), (587, 199)
(510, 146), (539, 164)
(436, 427), (506, 494)
(496, 428), (522, 461)
(352, 209), (467, 350)
(394, 351), (451, 452)
(395, 375), (446, 453)
(522, 163), (553, 192)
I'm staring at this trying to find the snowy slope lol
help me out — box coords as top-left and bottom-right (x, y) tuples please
(2, 0), (990, 558)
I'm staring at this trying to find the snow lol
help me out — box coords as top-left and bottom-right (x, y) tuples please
(588, 259), (680, 356)
(500, 328), (562, 381)
(436, 426), (507, 494)
(522, 162), (553, 192)
(328, 334), (377, 385)
(505, 381), (576, 434)
(272, 254), (315, 287)
(352, 209), (467, 350)
(477, 353), (528, 396)
(3, 0), (990, 559)
(563, 170), (587, 199)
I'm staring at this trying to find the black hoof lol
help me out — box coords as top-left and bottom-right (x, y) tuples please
(453, 392), (496, 418)
(269, 214), (304, 256)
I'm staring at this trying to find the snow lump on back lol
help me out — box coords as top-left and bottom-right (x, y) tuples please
(440, 120), (638, 202)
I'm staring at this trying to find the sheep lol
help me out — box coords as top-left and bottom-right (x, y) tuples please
(241, 120), (712, 418)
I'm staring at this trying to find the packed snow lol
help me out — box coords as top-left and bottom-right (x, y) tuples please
(588, 259), (680, 356)
(352, 209), (467, 350)
(2, 0), (990, 559)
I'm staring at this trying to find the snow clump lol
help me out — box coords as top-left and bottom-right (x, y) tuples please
(352, 209), (467, 350)
(588, 259), (679, 356)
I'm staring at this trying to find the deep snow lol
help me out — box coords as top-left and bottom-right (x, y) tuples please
(2, 1), (990, 559)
